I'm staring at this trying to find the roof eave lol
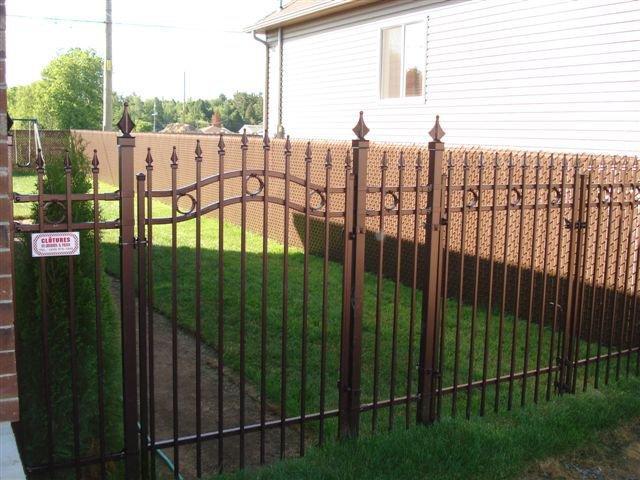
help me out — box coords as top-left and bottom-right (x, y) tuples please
(245, 0), (380, 34)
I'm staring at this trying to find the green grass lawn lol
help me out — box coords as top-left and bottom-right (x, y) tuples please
(218, 376), (640, 480)
(12, 173), (601, 440)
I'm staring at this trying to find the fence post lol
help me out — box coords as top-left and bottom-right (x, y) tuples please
(338, 112), (368, 438)
(417, 116), (445, 424)
(559, 169), (586, 394)
(117, 103), (140, 478)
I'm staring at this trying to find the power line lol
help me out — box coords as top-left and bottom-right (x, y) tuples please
(7, 14), (244, 33)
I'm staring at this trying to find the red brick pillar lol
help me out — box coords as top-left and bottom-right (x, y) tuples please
(0, 0), (19, 422)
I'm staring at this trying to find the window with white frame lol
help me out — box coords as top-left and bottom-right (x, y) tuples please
(380, 22), (426, 99)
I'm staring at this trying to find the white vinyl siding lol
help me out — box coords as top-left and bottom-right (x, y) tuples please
(272, 0), (640, 154)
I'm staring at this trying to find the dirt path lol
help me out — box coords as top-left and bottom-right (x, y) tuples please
(523, 420), (640, 480)
(109, 278), (299, 479)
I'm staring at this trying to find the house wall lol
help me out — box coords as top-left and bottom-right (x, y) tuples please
(0, 0), (19, 423)
(266, 0), (640, 154)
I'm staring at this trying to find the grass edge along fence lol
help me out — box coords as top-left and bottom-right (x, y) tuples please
(13, 134), (124, 479)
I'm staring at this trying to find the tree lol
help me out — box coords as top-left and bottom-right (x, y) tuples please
(8, 49), (103, 130)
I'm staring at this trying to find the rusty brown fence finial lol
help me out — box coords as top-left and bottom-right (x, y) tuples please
(263, 129), (271, 149)
(91, 149), (99, 173)
(117, 102), (135, 137)
(325, 148), (333, 168)
(63, 150), (72, 171)
(170, 146), (178, 168)
(145, 148), (154, 169)
(429, 115), (445, 142)
(35, 148), (44, 172)
(284, 135), (291, 156)
(195, 139), (203, 160)
(305, 142), (312, 163)
(344, 149), (352, 172)
(352, 111), (369, 140)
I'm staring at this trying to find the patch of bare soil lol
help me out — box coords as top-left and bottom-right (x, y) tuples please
(109, 278), (300, 479)
(523, 421), (640, 480)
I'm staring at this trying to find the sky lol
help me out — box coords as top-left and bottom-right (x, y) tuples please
(7, 0), (280, 100)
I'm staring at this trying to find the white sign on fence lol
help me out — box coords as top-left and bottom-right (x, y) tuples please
(31, 232), (81, 257)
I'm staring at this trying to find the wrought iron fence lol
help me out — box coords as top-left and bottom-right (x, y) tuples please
(11, 104), (640, 479)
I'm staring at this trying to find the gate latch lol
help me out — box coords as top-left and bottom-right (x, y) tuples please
(564, 219), (587, 230)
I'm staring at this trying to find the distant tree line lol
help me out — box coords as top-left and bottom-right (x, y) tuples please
(114, 91), (263, 133)
(8, 49), (263, 133)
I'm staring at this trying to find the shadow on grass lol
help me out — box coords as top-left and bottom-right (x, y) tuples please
(100, 214), (601, 444)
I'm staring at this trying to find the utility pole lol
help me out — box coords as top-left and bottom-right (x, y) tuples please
(182, 71), (186, 123)
(152, 99), (158, 132)
(102, 0), (113, 131)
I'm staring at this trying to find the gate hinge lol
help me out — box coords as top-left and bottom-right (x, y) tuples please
(554, 380), (572, 394)
(336, 380), (361, 394)
(564, 219), (587, 230)
(426, 368), (442, 379)
(134, 237), (148, 248)
(556, 356), (572, 367)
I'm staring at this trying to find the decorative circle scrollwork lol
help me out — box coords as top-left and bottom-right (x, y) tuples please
(309, 190), (326, 212)
(246, 174), (265, 197)
(465, 188), (479, 208)
(43, 201), (66, 225)
(510, 187), (523, 207)
(384, 190), (399, 211)
(176, 193), (197, 215)
(634, 186), (640, 205)
(550, 187), (563, 206)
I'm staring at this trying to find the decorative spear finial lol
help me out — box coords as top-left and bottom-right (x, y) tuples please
(218, 134), (225, 152)
(263, 130), (271, 149)
(92, 149), (99, 171)
(241, 129), (249, 148)
(352, 111), (369, 140)
(195, 140), (203, 158)
(325, 148), (332, 168)
(284, 135), (292, 155)
(416, 151), (423, 169)
(381, 151), (389, 169)
(345, 149), (352, 171)
(305, 142), (312, 163)
(170, 146), (178, 168)
(145, 148), (154, 167)
(479, 151), (485, 167)
(35, 148), (44, 171)
(429, 115), (445, 142)
(398, 151), (406, 168)
(117, 102), (135, 137)
(64, 150), (72, 171)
